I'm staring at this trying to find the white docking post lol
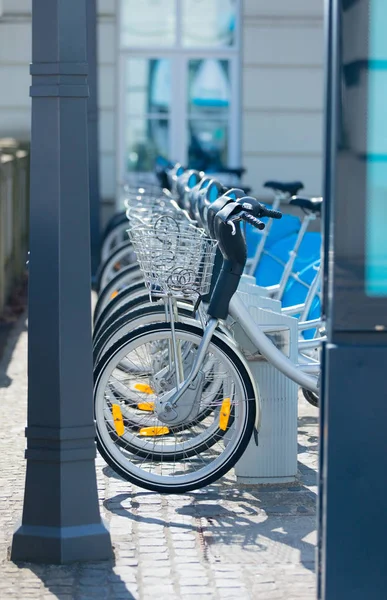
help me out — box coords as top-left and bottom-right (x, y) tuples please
(232, 289), (299, 484)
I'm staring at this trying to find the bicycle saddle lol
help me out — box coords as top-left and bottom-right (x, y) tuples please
(289, 195), (323, 213)
(264, 180), (304, 195)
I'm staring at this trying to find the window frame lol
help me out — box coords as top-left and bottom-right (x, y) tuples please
(116, 0), (242, 201)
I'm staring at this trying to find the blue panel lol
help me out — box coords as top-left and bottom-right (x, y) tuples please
(366, 2), (387, 295)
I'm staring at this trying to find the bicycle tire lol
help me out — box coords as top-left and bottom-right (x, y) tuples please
(95, 322), (257, 493)
(102, 211), (126, 240)
(101, 221), (133, 263)
(96, 242), (137, 293)
(93, 291), (195, 344)
(93, 281), (147, 338)
(93, 302), (194, 365)
(302, 387), (319, 408)
(94, 265), (143, 324)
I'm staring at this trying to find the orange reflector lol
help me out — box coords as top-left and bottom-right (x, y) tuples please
(134, 383), (154, 395)
(110, 290), (119, 300)
(139, 426), (169, 437)
(112, 404), (125, 436)
(219, 398), (231, 431)
(137, 401), (155, 412)
(114, 262), (121, 271)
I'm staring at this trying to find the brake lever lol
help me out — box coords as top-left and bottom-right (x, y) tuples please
(226, 214), (241, 236)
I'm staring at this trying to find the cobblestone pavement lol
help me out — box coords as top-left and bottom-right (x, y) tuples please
(0, 317), (318, 599)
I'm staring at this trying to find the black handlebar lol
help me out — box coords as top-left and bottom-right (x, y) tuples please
(240, 212), (265, 230)
(261, 207), (282, 219)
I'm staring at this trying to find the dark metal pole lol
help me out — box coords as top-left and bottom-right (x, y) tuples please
(320, 0), (387, 597)
(87, 0), (101, 279)
(316, 1), (333, 595)
(11, 0), (112, 563)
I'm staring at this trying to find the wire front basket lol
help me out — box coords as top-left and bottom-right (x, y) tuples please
(126, 205), (195, 230)
(129, 218), (217, 298)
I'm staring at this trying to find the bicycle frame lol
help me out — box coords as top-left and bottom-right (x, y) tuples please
(264, 211), (318, 301)
(163, 290), (320, 429)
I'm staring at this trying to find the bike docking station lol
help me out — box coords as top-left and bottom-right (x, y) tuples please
(231, 275), (299, 484)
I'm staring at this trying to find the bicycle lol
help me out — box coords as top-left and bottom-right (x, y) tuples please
(94, 195), (321, 493)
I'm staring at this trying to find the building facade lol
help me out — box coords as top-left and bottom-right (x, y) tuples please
(0, 0), (324, 214)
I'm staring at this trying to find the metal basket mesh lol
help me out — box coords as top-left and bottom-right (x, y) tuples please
(123, 188), (171, 211)
(128, 218), (217, 297)
(126, 205), (196, 230)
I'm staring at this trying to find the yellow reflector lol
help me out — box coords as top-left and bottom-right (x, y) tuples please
(134, 383), (155, 395)
(137, 401), (155, 412)
(112, 404), (125, 436)
(139, 426), (169, 437)
(219, 398), (231, 431)
(110, 290), (119, 300)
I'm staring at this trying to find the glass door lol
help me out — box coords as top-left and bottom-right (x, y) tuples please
(117, 0), (241, 191)
(186, 58), (231, 172)
(123, 57), (172, 174)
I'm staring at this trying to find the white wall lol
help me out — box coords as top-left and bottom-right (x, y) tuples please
(0, 0), (117, 204)
(0, 0), (325, 202)
(242, 0), (324, 196)
(0, 1), (32, 139)
(97, 0), (117, 204)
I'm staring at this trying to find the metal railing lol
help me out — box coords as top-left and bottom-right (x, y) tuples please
(0, 139), (30, 315)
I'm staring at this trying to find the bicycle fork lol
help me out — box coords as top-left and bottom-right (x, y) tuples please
(160, 318), (219, 411)
(164, 295), (185, 388)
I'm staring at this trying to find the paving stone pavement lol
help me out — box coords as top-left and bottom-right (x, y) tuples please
(0, 317), (319, 600)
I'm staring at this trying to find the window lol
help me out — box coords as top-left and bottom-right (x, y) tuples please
(124, 58), (171, 172)
(181, 0), (236, 47)
(121, 0), (176, 47)
(118, 0), (241, 187)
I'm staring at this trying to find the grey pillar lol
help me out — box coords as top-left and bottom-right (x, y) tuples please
(87, 0), (101, 278)
(11, 0), (112, 563)
(319, 0), (387, 598)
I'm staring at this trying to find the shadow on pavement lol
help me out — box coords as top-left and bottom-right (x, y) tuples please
(103, 466), (317, 573)
(13, 558), (136, 600)
(298, 415), (319, 427)
(0, 317), (27, 389)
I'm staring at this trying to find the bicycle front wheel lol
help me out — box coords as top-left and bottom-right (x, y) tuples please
(94, 322), (257, 493)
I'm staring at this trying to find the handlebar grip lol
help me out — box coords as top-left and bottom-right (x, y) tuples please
(241, 212), (265, 230)
(262, 207), (282, 219)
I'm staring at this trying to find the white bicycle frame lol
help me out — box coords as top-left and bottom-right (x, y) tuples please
(228, 294), (320, 393)
(160, 292), (320, 433)
(260, 210), (318, 301)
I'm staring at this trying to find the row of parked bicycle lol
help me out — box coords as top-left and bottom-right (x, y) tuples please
(92, 162), (323, 493)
